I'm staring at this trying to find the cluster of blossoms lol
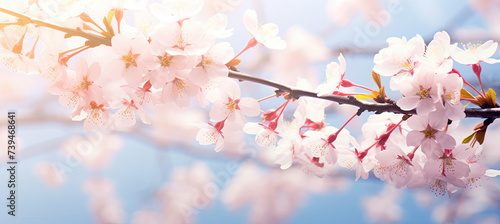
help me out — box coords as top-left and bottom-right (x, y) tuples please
(238, 30), (500, 196)
(0, 0), (285, 132)
(0, 0), (499, 198)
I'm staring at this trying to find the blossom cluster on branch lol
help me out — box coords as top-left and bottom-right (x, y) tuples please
(1, 0), (500, 200)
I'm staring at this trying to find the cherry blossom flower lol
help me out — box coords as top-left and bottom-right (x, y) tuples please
(37, 0), (93, 20)
(423, 145), (473, 189)
(373, 35), (425, 91)
(361, 112), (404, 143)
(273, 110), (306, 169)
(451, 40), (500, 65)
(150, 0), (204, 22)
(189, 42), (234, 87)
(203, 13), (233, 39)
(302, 126), (351, 166)
(461, 145), (490, 189)
(375, 144), (422, 188)
(147, 38), (194, 89)
(196, 121), (225, 152)
(296, 81), (332, 123)
(422, 31), (453, 73)
(110, 34), (154, 86)
(107, 0), (146, 10)
(396, 65), (440, 115)
(243, 122), (279, 148)
(243, 9), (286, 50)
(72, 101), (110, 131)
(316, 53), (346, 96)
(374, 35), (425, 76)
(207, 78), (260, 123)
(153, 19), (212, 56)
(122, 81), (161, 105)
(161, 76), (199, 107)
(436, 73), (465, 120)
(52, 58), (104, 107)
(114, 98), (151, 128)
(406, 110), (456, 157)
(337, 138), (376, 181)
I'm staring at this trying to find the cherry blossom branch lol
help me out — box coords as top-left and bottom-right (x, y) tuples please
(0, 7), (111, 47)
(228, 70), (500, 119)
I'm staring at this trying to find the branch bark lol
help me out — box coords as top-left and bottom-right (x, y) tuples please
(228, 70), (500, 119)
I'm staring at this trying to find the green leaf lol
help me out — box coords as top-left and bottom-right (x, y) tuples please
(462, 132), (476, 144)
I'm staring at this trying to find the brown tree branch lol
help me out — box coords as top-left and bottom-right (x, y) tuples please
(0, 7), (111, 47)
(228, 70), (500, 119)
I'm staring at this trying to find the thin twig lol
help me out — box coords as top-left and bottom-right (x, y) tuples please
(0, 7), (111, 47)
(228, 70), (500, 119)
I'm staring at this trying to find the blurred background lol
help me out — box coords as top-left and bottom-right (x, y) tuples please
(1, 0), (500, 223)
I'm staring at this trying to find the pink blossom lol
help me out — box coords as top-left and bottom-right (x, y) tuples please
(207, 79), (260, 123)
(302, 126), (351, 165)
(361, 112), (405, 144)
(373, 35), (425, 91)
(110, 34), (154, 86)
(203, 13), (233, 39)
(423, 145), (473, 189)
(436, 73), (465, 120)
(396, 65), (440, 115)
(337, 138), (375, 181)
(375, 144), (421, 188)
(147, 38), (195, 89)
(243, 9), (286, 50)
(406, 110), (456, 157)
(161, 76), (199, 107)
(243, 122), (279, 148)
(153, 19), (212, 56)
(114, 98), (151, 128)
(189, 42), (234, 87)
(196, 122), (225, 152)
(316, 53), (346, 96)
(51, 58), (104, 108)
(273, 110), (306, 169)
(374, 35), (425, 77)
(150, 0), (204, 22)
(451, 40), (500, 65)
(422, 31), (454, 73)
(72, 101), (110, 131)
(122, 82), (161, 105)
